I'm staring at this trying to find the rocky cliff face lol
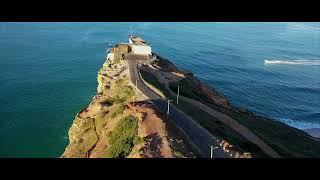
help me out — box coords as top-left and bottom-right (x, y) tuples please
(62, 56), (196, 158)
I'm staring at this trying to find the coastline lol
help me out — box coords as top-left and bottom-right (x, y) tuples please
(62, 37), (320, 158)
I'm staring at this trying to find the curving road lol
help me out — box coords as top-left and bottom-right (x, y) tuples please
(127, 59), (228, 158)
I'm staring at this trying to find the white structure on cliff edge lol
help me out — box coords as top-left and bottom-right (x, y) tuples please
(129, 35), (152, 55)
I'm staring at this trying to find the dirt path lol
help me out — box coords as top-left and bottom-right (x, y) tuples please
(147, 67), (281, 158)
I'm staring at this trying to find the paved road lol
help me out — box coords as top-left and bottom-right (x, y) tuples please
(127, 59), (228, 158)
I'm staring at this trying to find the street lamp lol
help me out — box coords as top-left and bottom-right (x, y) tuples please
(133, 78), (139, 107)
(167, 99), (173, 115)
(176, 85), (180, 104)
(211, 145), (219, 159)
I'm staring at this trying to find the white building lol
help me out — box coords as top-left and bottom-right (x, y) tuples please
(129, 35), (152, 55)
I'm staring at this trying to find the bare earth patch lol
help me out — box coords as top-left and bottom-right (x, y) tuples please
(126, 102), (197, 158)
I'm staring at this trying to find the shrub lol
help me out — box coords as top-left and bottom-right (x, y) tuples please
(173, 151), (184, 158)
(111, 104), (125, 118)
(106, 115), (139, 158)
(133, 136), (144, 145)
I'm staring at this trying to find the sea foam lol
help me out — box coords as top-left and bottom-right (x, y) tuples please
(276, 117), (320, 130)
(264, 59), (320, 65)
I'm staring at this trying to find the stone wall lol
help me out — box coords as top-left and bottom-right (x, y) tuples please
(114, 44), (130, 62)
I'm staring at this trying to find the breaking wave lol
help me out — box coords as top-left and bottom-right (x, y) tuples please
(276, 117), (320, 130)
(264, 59), (320, 65)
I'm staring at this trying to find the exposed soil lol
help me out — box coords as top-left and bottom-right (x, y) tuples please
(126, 102), (197, 158)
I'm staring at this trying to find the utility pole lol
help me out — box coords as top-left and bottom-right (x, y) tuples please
(135, 78), (138, 102)
(135, 78), (138, 93)
(176, 85), (180, 104)
(133, 78), (138, 107)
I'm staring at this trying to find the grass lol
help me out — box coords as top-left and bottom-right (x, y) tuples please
(106, 115), (139, 158)
(102, 97), (116, 106)
(110, 104), (125, 118)
(106, 78), (134, 106)
(133, 136), (144, 145)
(94, 111), (108, 136)
(114, 79), (134, 103)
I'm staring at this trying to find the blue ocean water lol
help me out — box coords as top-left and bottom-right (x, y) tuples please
(0, 22), (319, 157)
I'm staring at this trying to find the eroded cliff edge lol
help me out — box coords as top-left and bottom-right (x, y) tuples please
(61, 57), (197, 158)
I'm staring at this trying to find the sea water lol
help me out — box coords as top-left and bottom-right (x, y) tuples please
(0, 22), (319, 157)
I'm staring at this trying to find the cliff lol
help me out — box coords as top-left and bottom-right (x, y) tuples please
(62, 55), (197, 158)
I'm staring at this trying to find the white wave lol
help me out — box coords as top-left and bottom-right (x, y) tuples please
(264, 59), (320, 65)
(285, 23), (320, 31)
(276, 117), (320, 130)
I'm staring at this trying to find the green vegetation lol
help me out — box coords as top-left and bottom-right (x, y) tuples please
(106, 115), (140, 158)
(95, 111), (108, 136)
(114, 79), (135, 103)
(173, 151), (184, 158)
(102, 97), (116, 106)
(111, 104), (125, 118)
(133, 136), (144, 145)
(105, 79), (134, 106)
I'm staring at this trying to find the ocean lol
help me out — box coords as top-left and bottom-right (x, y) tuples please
(0, 22), (319, 157)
